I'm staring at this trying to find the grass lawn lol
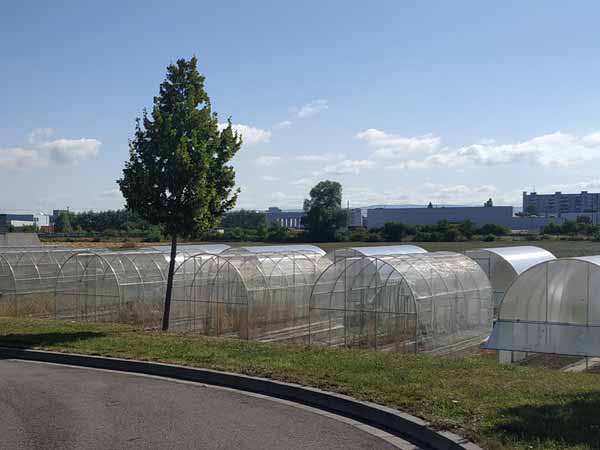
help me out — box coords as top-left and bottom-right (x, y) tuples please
(1, 318), (599, 450)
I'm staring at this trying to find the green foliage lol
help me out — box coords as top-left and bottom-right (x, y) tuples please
(542, 219), (600, 236)
(55, 211), (73, 233)
(220, 209), (266, 229)
(118, 56), (242, 239)
(266, 222), (294, 242)
(70, 209), (150, 233)
(477, 223), (510, 236)
(482, 233), (497, 242)
(381, 222), (410, 241)
(142, 226), (164, 242)
(576, 215), (592, 224)
(458, 220), (475, 239)
(303, 180), (347, 241)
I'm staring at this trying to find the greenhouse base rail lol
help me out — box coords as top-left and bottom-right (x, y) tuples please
(0, 346), (483, 450)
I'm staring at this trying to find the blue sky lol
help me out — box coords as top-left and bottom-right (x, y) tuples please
(2, 1), (600, 212)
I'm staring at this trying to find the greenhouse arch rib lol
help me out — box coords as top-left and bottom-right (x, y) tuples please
(55, 250), (123, 309)
(0, 253), (17, 293)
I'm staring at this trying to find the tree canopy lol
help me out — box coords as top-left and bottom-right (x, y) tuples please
(220, 209), (266, 229)
(118, 56), (241, 239)
(118, 56), (242, 329)
(302, 180), (347, 241)
(54, 211), (73, 233)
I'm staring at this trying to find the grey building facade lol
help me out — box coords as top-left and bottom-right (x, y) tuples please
(367, 206), (514, 229)
(0, 214), (35, 233)
(366, 206), (564, 232)
(265, 207), (306, 229)
(523, 191), (600, 218)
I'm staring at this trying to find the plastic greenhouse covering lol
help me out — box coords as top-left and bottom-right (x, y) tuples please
(147, 243), (230, 256)
(54, 250), (170, 327)
(309, 252), (492, 353)
(465, 246), (555, 312)
(0, 248), (87, 317)
(169, 251), (330, 341)
(223, 244), (326, 257)
(487, 256), (600, 357)
(328, 245), (427, 262)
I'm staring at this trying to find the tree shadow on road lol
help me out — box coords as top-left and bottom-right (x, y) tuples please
(0, 331), (106, 349)
(492, 391), (600, 449)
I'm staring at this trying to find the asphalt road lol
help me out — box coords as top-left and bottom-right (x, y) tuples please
(0, 359), (401, 450)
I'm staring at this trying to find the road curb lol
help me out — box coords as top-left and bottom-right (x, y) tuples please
(0, 346), (483, 450)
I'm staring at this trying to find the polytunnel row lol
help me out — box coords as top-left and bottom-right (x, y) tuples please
(0, 244), (231, 324)
(0, 242), (565, 355)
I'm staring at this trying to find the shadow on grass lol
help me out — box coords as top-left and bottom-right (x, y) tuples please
(493, 391), (600, 448)
(0, 331), (106, 348)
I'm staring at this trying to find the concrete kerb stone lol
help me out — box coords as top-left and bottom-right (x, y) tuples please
(0, 346), (484, 450)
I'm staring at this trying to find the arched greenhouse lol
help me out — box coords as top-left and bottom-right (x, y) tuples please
(309, 252), (492, 353)
(170, 251), (330, 341)
(0, 249), (86, 317)
(465, 246), (555, 312)
(487, 256), (600, 357)
(54, 250), (170, 327)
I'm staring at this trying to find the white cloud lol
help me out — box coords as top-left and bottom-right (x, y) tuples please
(389, 131), (600, 169)
(295, 153), (346, 162)
(0, 147), (46, 170)
(98, 188), (123, 199)
(0, 132), (101, 170)
(324, 159), (375, 175)
(41, 138), (101, 164)
(260, 175), (280, 182)
(296, 99), (328, 118)
(218, 123), (271, 145)
(28, 127), (55, 143)
(256, 155), (282, 167)
(275, 120), (292, 129)
(343, 183), (513, 207)
(357, 128), (441, 159)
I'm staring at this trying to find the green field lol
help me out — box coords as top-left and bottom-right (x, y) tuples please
(1, 318), (600, 450)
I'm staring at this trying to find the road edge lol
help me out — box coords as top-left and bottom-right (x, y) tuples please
(0, 346), (483, 450)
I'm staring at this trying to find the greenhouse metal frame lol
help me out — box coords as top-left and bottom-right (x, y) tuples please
(0, 248), (84, 317)
(465, 246), (555, 313)
(54, 250), (171, 327)
(170, 250), (329, 341)
(309, 252), (492, 353)
(487, 256), (600, 358)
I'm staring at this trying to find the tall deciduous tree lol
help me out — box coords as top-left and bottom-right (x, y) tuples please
(118, 57), (241, 330)
(303, 180), (346, 241)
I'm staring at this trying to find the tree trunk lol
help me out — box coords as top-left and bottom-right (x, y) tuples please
(162, 235), (177, 331)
